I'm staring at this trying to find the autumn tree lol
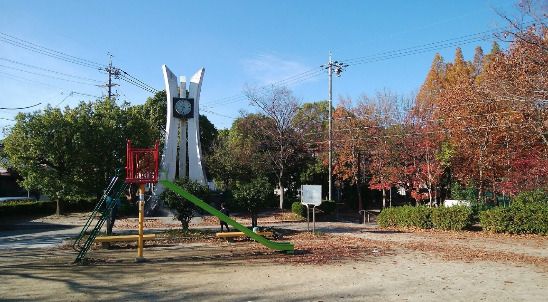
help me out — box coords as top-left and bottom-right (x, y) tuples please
(332, 102), (372, 211)
(293, 101), (330, 192)
(246, 86), (304, 209)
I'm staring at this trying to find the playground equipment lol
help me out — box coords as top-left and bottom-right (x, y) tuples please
(73, 66), (293, 263)
(160, 180), (294, 252)
(73, 173), (128, 263)
(73, 141), (159, 263)
(125, 140), (159, 260)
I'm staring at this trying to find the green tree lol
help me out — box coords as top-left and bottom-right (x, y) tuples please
(199, 114), (218, 156)
(233, 177), (273, 227)
(3, 98), (153, 214)
(160, 177), (209, 232)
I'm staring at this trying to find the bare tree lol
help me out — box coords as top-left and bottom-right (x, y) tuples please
(245, 86), (301, 209)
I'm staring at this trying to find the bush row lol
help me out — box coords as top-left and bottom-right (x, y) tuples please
(0, 200), (56, 218)
(480, 203), (548, 235)
(377, 205), (473, 231)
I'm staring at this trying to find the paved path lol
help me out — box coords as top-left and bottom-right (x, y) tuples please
(0, 213), (369, 250)
(0, 223), (81, 249)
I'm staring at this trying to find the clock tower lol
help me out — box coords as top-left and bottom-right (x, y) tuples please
(161, 65), (207, 185)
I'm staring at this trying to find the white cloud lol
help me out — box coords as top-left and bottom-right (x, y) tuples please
(241, 54), (314, 87)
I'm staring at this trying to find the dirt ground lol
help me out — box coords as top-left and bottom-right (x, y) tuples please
(0, 213), (547, 301)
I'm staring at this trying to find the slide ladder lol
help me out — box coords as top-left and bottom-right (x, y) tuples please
(73, 175), (128, 263)
(160, 180), (294, 252)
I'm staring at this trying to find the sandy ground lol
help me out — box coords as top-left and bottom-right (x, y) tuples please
(0, 213), (546, 301)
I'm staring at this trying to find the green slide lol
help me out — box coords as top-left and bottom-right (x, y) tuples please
(160, 180), (294, 252)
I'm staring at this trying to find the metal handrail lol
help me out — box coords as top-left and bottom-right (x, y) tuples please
(72, 175), (118, 251)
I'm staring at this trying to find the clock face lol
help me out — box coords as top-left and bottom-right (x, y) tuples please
(174, 99), (192, 116)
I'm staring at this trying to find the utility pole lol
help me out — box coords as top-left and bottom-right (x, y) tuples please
(101, 53), (121, 100)
(321, 53), (348, 202)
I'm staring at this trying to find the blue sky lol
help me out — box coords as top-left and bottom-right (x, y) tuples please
(0, 0), (522, 136)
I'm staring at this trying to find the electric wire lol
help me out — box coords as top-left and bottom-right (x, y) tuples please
(204, 21), (540, 108)
(0, 70), (62, 89)
(0, 32), (103, 69)
(0, 63), (99, 86)
(120, 69), (159, 93)
(0, 57), (102, 83)
(0, 32), (160, 95)
(203, 67), (325, 106)
(201, 108), (238, 119)
(306, 122), (539, 148)
(119, 74), (157, 94)
(0, 103), (42, 110)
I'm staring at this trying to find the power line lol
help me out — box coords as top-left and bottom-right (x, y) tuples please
(0, 70), (63, 89)
(0, 103), (42, 110)
(0, 31), (103, 69)
(341, 21), (539, 66)
(0, 57), (102, 83)
(304, 104), (543, 139)
(204, 22), (538, 108)
(203, 67), (325, 106)
(0, 32), (160, 96)
(0, 63), (99, 86)
(120, 69), (159, 93)
(306, 122), (539, 146)
(119, 74), (158, 94)
(201, 108), (237, 119)
(54, 91), (102, 107)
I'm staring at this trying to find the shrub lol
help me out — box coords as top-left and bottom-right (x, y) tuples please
(480, 203), (548, 235)
(291, 201), (305, 217)
(513, 190), (547, 205)
(479, 207), (510, 233)
(408, 206), (433, 229)
(160, 177), (209, 232)
(470, 201), (495, 223)
(432, 206), (473, 231)
(0, 200), (56, 218)
(377, 207), (399, 227)
(377, 206), (432, 229)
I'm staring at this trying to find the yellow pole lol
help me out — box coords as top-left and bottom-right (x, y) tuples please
(137, 183), (145, 261)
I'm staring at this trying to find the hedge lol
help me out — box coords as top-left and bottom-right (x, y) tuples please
(480, 203), (548, 235)
(0, 200), (56, 218)
(377, 206), (432, 229)
(432, 206), (473, 231)
(378, 205), (473, 231)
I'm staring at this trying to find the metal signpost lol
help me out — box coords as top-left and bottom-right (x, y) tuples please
(301, 185), (322, 234)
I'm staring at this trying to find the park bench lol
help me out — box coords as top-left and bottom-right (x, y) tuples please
(215, 231), (273, 239)
(359, 209), (381, 223)
(94, 234), (156, 243)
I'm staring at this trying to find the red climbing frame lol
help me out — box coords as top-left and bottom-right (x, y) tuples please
(125, 140), (159, 184)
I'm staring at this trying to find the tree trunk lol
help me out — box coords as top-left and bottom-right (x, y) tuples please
(251, 211), (258, 228)
(278, 180), (284, 210)
(389, 187), (392, 208)
(55, 198), (62, 216)
(181, 220), (189, 233)
(357, 182), (363, 212)
(382, 188), (386, 209)
(356, 152), (363, 212)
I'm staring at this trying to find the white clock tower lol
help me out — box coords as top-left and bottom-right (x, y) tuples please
(161, 65), (207, 185)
